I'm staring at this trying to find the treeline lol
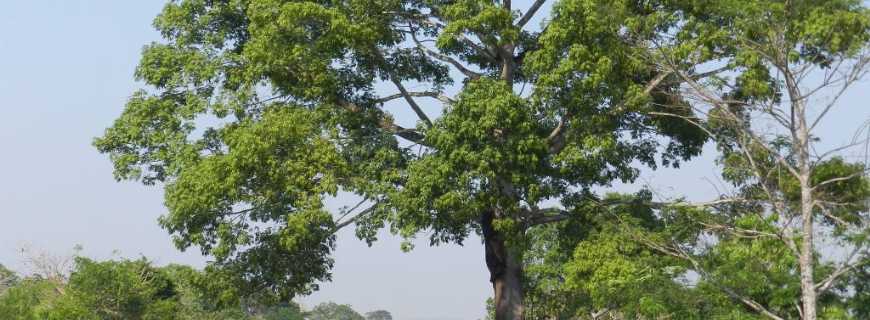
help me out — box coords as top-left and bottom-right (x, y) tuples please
(0, 258), (390, 320)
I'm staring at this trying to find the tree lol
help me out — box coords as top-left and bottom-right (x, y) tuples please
(616, 1), (870, 319)
(0, 255), (307, 320)
(0, 264), (19, 294)
(45, 257), (184, 319)
(365, 310), (393, 320)
(0, 277), (59, 320)
(94, 1), (709, 318)
(255, 302), (306, 320)
(306, 302), (365, 320)
(519, 193), (778, 319)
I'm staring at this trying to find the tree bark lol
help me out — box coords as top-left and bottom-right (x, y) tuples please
(482, 210), (524, 320)
(798, 177), (817, 320)
(788, 70), (816, 320)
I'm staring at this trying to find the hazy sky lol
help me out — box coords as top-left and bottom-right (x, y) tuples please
(0, 1), (867, 320)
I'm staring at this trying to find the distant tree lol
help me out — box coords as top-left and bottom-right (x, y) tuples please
(0, 255), (309, 320)
(365, 310), (393, 320)
(255, 302), (306, 320)
(0, 264), (19, 294)
(0, 277), (58, 320)
(307, 302), (365, 320)
(44, 257), (181, 319)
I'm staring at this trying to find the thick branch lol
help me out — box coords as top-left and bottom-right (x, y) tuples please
(377, 91), (455, 105)
(814, 247), (865, 294)
(334, 202), (379, 231)
(337, 99), (426, 145)
(388, 78), (433, 127)
(516, 0), (546, 28)
(812, 170), (866, 191)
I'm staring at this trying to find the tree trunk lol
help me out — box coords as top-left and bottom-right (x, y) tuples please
(799, 179), (817, 320)
(788, 71), (816, 320)
(482, 210), (524, 320)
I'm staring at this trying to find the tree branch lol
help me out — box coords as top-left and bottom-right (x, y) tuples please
(814, 247), (865, 294)
(548, 71), (672, 154)
(334, 202), (379, 231)
(516, 0), (546, 28)
(409, 26), (482, 80)
(388, 78), (433, 127)
(377, 91), (455, 105)
(337, 99), (427, 145)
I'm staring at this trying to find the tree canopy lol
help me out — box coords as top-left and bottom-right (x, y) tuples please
(94, 0), (869, 319)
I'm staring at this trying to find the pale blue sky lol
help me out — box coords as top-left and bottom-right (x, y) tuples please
(0, 1), (867, 320)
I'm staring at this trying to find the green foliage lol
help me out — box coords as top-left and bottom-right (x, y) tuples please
(44, 257), (180, 319)
(0, 257), (308, 320)
(523, 192), (746, 319)
(0, 278), (59, 320)
(95, 0), (708, 301)
(306, 302), (366, 320)
(95, 0), (869, 317)
(0, 264), (19, 294)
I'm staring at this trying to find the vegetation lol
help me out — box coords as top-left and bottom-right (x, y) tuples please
(0, 257), (378, 320)
(89, 0), (870, 319)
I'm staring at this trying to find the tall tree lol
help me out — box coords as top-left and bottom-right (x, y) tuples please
(623, 1), (870, 319)
(95, 0), (709, 318)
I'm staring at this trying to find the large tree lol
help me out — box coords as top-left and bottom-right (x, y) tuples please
(95, 0), (709, 318)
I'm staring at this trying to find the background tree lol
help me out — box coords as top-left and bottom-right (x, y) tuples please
(0, 255), (307, 320)
(94, 0), (709, 318)
(365, 310), (393, 320)
(45, 257), (182, 319)
(307, 302), (366, 320)
(0, 264), (18, 294)
(0, 276), (59, 320)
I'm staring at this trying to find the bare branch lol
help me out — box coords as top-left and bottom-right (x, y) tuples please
(388, 78), (433, 127)
(335, 202), (379, 230)
(812, 170), (866, 191)
(814, 247), (866, 294)
(377, 91), (455, 105)
(815, 201), (852, 228)
(516, 0), (546, 28)
(669, 67), (803, 179)
(409, 26), (482, 79)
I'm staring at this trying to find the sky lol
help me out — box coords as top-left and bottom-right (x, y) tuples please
(0, 1), (868, 320)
